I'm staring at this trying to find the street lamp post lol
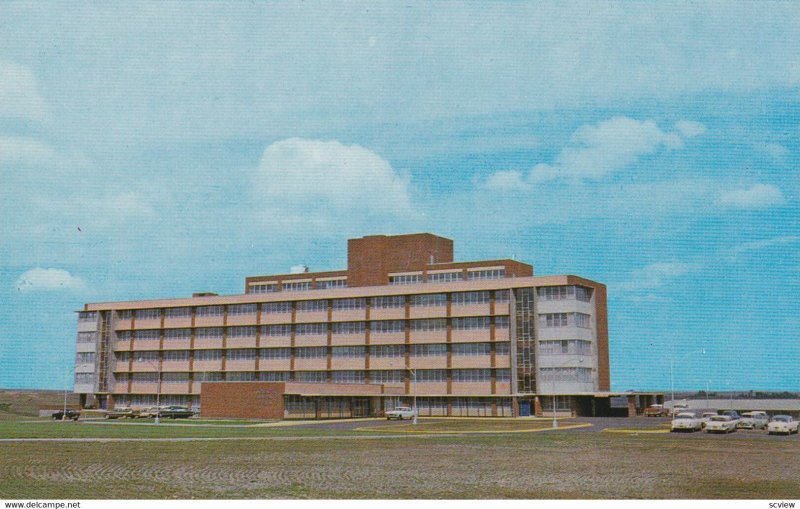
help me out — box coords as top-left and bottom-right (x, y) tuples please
(137, 355), (162, 425)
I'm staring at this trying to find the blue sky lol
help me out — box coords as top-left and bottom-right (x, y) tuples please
(0, 2), (797, 391)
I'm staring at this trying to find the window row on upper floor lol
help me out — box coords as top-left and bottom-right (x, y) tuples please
(537, 285), (592, 302)
(389, 268), (506, 285)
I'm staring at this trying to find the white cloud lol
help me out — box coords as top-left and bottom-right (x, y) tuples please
(715, 184), (785, 209)
(617, 262), (699, 292)
(0, 61), (47, 121)
(482, 117), (705, 189)
(14, 268), (87, 292)
(0, 136), (90, 169)
(729, 235), (799, 259)
(755, 142), (789, 162)
(254, 138), (417, 232)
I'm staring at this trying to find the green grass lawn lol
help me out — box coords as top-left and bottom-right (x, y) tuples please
(0, 419), (798, 499)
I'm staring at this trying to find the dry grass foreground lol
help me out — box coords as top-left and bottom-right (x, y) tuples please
(1, 429), (799, 499)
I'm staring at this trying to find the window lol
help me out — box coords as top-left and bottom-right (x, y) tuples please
(294, 347), (327, 359)
(537, 285), (592, 302)
(494, 316), (510, 329)
(294, 371), (327, 383)
(262, 302), (292, 314)
(78, 311), (97, 322)
(135, 309), (161, 320)
(195, 372), (223, 382)
(426, 271), (463, 283)
(410, 319), (447, 332)
(134, 329), (160, 341)
(283, 281), (311, 292)
(575, 313), (591, 328)
(496, 369), (511, 381)
(452, 317), (491, 330)
(539, 340), (592, 356)
(332, 298), (365, 310)
(163, 350), (190, 362)
(331, 371), (365, 384)
(133, 351), (159, 362)
(452, 369), (492, 382)
(228, 304), (257, 316)
(226, 372), (256, 381)
(132, 372), (158, 383)
(75, 352), (95, 364)
(451, 291), (491, 305)
(260, 348), (291, 359)
(258, 371), (290, 381)
(452, 343), (491, 356)
(389, 274), (422, 285)
(116, 331), (131, 341)
(115, 351), (130, 362)
(415, 369), (446, 382)
(369, 345), (405, 357)
(332, 346), (366, 357)
(194, 349), (222, 361)
(165, 307), (191, 318)
(410, 294), (447, 307)
(410, 343), (447, 356)
(249, 283), (277, 294)
(114, 373), (129, 383)
(467, 268), (505, 280)
(494, 290), (510, 303)
(197, 306), (223, 317)
(77, 332), (96, 344)
(117, 310), (132, 319)
(369, 370), (404, 383)
(261, 324), (291, 336)
(75, 373), (94, 385)
(296, 300), (327, 312)
(162, 372), (190, 384)
(540, 367), (593, 383)
(495, 342), (510, 355)
(227, 326), (257, 338)
(316, 279), (347, 290)
(196, 327), (223, 339)
(371, 296), (405, 308)
(227, 348), (256, 360)
(164, 328), (191, 340)
(538, 313), (591, 328)
(331, 321), (365, 334)
(295, 323), (327, 336)
(371, 320), (405, 333)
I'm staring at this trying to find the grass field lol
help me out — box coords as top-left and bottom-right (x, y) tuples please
(1, 419), (799, 499)
(0, 390), (79, 420)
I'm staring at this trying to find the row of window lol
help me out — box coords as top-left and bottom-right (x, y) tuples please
(113, 291), (513, 321)
(116, 316), (511, 340)
(539, 340), (592, 356)
(114, 368), (513, 384)
(389, 268), (507, 285)
(538, 313), (591, 328)
(116, 342), (513, 363)
(537, 285), (592, 302)
(250, 280), (349, 294)
(539, 367), (594, 383)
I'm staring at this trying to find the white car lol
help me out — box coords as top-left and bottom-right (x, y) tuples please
(385, 406), (416, 420)
(671, 412), (703, 432)
(699, 412), (718, 429)
(767, 415), (799, 435)
(705, 415), (737, 433)
(738, 411), (769, 430)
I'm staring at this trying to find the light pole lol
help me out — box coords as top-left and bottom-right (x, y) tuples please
(390, 358), (417, 425)
(551, 358), (583, 429)
(669, 348), (705, 414)
(137, 354), (162, 425)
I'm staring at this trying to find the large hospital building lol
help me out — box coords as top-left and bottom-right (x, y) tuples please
(74, 233), (658, 418)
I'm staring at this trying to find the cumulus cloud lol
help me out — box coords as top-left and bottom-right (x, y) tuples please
(254, 138), (417, 232)
(617, 261), (699, 292)
(0, 61), (47, 121)
(715, 184), (785, 209)
(14, 268), (87, 292)
(482, 117), (705, 189)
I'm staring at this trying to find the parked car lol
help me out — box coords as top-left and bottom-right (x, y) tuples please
(699, 412), (718, 429)
(51, 409), (80, 421)
(105, 406), (138, 419)
(159, 406), (195, 419)
(767, 415), (800, 435)
(705, 415), (737, 433)
(385, 406), (416, 420)
(644, 404), (669, 417)
(136, 406), (162, 419)
(737, 411), (769, 430)
(671, 403), (690, 415)
(671, 412), (704, 432)
(719, 410), (741, 423)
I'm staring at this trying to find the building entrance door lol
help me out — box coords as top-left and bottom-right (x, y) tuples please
(352, 398), (371, 418)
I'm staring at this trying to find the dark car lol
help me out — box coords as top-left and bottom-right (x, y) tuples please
(159, 406), (194, 419)
(51, 409), (80, 421)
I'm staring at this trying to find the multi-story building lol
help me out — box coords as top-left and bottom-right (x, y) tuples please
(74, 233), (655, 418)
